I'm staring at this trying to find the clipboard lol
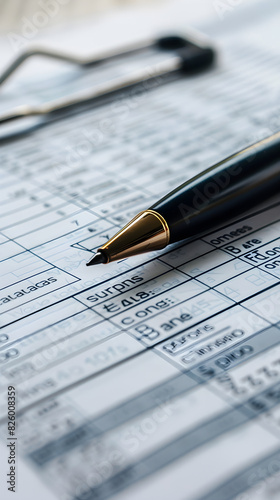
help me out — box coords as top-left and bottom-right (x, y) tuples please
(0, 31), (216, 138)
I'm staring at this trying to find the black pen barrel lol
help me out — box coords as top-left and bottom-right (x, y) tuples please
(151, 133), (280, 243)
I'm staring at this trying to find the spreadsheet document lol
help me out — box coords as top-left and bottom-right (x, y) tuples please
(1, 2), (280, 499)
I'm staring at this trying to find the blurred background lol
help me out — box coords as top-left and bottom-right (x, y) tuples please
(0, 0), (269, 108)
(0, 0), (226, 117)
(0, 0), (218, 40)
(0, 0), (158, 32)
(0, 0), (222, 77)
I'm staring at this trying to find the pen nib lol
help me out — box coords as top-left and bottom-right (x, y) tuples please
(86, 251), (107, 266)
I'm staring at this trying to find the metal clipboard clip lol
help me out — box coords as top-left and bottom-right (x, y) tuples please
(0, 32), (216, 129)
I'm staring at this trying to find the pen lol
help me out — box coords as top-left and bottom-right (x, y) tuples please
(86, 131), (280, 266)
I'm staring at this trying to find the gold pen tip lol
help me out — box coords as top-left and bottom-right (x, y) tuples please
(86, 251), (107, 266)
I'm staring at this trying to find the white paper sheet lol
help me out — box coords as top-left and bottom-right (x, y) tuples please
(1, 2), (280, 499)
